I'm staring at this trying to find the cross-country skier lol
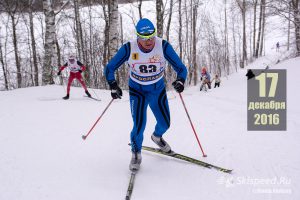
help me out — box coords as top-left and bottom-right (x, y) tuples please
(57, 55), (91, 100)
(276, 42), (280, 52)
(104, 18), (188, 172)
(212, 74), (221, 88)
(200, 67), (211, 90)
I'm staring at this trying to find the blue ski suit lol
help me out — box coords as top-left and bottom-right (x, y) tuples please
(105, 37), (187, 153)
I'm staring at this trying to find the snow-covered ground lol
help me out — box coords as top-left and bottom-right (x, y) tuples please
(0, 46), (299, 200)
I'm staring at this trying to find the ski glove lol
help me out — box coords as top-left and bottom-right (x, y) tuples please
(109, 81), (122, 99)
(78, 70), (82, 73)
(57, 71), (61, 76)
(172, 78), (185, 93)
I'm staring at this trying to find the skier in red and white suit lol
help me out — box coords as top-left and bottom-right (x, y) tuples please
(57, 56), (91, 100)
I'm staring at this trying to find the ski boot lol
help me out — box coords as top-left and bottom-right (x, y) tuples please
(63, 94), (69, 100)
(129, 151), (142, 172)
(151, 134), (173, 154)
(85, 90), (91, 97)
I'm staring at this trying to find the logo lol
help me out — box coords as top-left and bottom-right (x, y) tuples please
(132, 53), (139, 60)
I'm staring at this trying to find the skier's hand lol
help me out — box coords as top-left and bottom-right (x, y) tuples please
(172, 78), (185, 93)
(109, 81), (122, 99)
(78, 70), (82, 73)
(57, 71), (61, 76)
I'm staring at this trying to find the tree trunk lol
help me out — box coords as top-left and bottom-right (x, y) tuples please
(224, 0), (230, 75)
(232, 20), (238, 72)
(138, 0), (143, 19)
(288, 1), (291, 51)
(259, 0), (266, 56)
(166, 0), (173, 42)
(236, 0), (247, 67)
(253, 0), (257, 57)
(29, 3), (39, 86)
(74, 0), (88, 84)
(156, 0), (164, 37)
(192, 1), (199, 86)
(0, 39), (8, 90)
(102, 0), (109, 69)
(292, 0), (300, 56)
(11, 15), (22, 88)
(25, 20), (34, 87)
(108, 0), (119, 59)
(42, 0), (56, 85)
(178, 0), (183, 59)
(88, 4), (95, 88)
(74, 0), (82, 60)
(255, 0), (263, 58)
(242, 0), (247, 67)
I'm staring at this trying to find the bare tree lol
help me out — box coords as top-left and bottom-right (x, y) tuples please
(259, 0), (266, 56)
(268, 0), (300, 56)
(74, 0), (85, 61)
(108, 0), (119, 59)
(178, 0), (183, 59)
(101, 0), (110, 69)
(28, 0), (39, 86)
(42, 0), (56, 85)
(156, 0), (164, 37)
(230, 4), (239, 72)
(287, 1), (291, 51)
(224, 0), (230, 75)
(236, 0), (247, 68)
(165, 0), (173, 42)
(192, 0), (200, 85)
(42, 0), (70, 85)
(252, 0), (258, 57)
(138, 0), (143, 19)
(0, 33), (8, 90)
(254, 0), (264, 58)
(292, 0), (300, 56)
(0, 0), (23, 87)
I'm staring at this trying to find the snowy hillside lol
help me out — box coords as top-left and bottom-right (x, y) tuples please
(1, 46), (299, 200)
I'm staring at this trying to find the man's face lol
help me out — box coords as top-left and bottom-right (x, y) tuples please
(137, 37), (156, 51)
(69, 58), (75, 64)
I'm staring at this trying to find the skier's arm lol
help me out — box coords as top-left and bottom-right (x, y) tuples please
(59, 63), (68, 71)
(104, 42), (131, 84)
(77, 61), (86, 71)
(206, 72), (211, 81)
(162, 40), (187, 82)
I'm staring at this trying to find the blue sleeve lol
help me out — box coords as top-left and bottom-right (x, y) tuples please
(206, 72), (211, 80)
(162, 40), (188, 82)
(104, 42), (131, 84)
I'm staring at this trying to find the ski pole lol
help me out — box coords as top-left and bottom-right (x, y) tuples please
(82, 98), (114, 140)
(179, 93), (207, 157)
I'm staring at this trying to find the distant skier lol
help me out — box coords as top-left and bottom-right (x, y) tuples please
(57, 55), (91, 100)
(200, 67), (211, 90)
(212, 74), (221, 88)
(276, 42), (280, 52)
(104, 18), (187, 172)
